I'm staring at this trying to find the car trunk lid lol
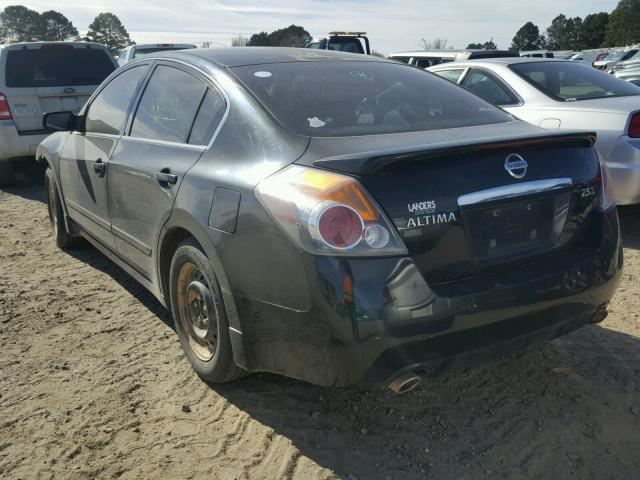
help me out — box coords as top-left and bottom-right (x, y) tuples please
(296, 123), (601, 290)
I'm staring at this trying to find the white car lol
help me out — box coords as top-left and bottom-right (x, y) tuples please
(429, 57), (640, 205)
(0, 41), (117, 185)
(569, 51), (607, 66)
(117, 43), (197, 66)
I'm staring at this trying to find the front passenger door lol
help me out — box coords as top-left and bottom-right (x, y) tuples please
(59, 65), (148, 248)
(108, 63), (227, 279)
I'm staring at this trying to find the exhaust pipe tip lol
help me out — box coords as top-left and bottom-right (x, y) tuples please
(387, 371), (422, 395)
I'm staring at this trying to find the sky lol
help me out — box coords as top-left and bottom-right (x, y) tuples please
(0, 0), (619, 53)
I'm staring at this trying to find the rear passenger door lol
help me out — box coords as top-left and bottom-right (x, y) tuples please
(107, 62), (227, 278)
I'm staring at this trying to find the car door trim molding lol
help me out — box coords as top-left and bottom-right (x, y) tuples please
(112, 224), (153, 256)
(66, 199), (111, 231)
(457, 178), (573, 207)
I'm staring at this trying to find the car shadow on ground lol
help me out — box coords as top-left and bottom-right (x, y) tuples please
(209, 325), (640, 479)
(65, 243), (175, 331)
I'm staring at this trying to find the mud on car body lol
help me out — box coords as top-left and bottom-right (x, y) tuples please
(37, 48), (622, 391)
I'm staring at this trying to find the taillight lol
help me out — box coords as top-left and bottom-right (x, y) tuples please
(596, 155), (616, 211)
(0, 93), (12, 121)
(628, 113), (640, 138)
(256, 165), (407, 256)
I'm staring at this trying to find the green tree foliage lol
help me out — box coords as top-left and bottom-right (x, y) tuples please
(511, 22), (546, 51)
(580, 12), (609, 48)
(247, 25), (311, 47)
(247, 31), (269, 46)
(0, 5), (41, 42)
(605, 0), (640, 46)
(39, 10), (78, 41)
(467, 40), (497, 50)
(85, 12), (134, 54)
(546, 14), (583, 50)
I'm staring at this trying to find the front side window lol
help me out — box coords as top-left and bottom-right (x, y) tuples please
(130, 65), (207, 143)
(85, 65), (147, 135)
(232, 61), (513, 137)
(462, 69), (519, 106)
(510, 61), (640, 102)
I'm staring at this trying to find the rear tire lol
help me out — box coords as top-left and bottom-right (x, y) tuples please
(45, 167), (81, 249)
(169, 238), (244, 384)
(0, 161), (15, 187)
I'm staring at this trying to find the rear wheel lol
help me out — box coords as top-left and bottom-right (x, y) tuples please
(169, 238), (244, 384)
(45, 167), (81, 249)
(0, 161), (15, 187)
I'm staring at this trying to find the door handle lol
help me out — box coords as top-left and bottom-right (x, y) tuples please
(155, 168), (178, 187)
(93, 158), (106, 177)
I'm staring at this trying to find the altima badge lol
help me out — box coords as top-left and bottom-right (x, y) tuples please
(504, 154), (528, 179)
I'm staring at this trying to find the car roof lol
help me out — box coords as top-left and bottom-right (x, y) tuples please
(0, 41), (109, 50)
(133, 43), (197, 49)
(430, 57), (569, 68)
(146, 47), (391, 68)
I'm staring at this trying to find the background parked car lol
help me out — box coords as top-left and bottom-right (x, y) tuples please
(520, 50), (555, 58)
(568, 51), (608, 66)
(0, 41), (117, 185)
(612, 50), (640, 73)
(615, 65), (640, 86)
(117, 43), (197, 65)
(594, 49), (639, 72)
(428, 58), (640, 205)
(306, 32), (370, 54)
(388, 49), (518, 68)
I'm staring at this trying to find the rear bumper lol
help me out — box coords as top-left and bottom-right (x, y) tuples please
(230, 209), (622, 387)
(604, 135), (640, 205)
(0, 120), (48, 162)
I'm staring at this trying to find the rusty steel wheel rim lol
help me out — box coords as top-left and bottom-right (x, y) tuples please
(176, 261), (218, 362)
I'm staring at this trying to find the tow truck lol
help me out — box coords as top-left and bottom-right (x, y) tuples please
(306, 32), (371, 55)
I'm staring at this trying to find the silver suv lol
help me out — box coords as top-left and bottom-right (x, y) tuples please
(0, 41), (117, 185)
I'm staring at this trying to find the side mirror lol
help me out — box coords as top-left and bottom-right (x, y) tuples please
(43, 111), (75, 132)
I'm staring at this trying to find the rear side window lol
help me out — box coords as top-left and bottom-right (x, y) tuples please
(232, 61), (513, 137)
(5, 45), (115, 88)
(188, 88), (226, 145)
(462, 69), (519, 106)
(510, 61), (640, 101)
(131, 65), (207, 143)
(85, 65), (147, 135)
(435, 69), (465, 83)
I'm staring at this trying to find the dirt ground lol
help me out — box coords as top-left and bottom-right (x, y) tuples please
(1, 162), (639, 480)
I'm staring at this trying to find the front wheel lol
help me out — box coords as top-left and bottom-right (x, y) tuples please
(45, 167), (81, 249)
(169, 238), (244, 384)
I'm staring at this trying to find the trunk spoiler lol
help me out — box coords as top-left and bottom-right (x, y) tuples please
(313, 131), (597, 176)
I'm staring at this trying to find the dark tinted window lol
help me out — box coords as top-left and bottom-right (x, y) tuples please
(188, 88), (226, 145)
(327, 38), (364, 54)
(510, 61), (640, 101)
(85, 66), (147, 135)
(5, 45), (115, 88)
(232, 62), (513, 137)
(462, 69), (519, 106)
(131, 65), (207, 143)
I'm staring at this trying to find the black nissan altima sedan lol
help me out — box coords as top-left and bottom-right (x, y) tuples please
(37, 48), (622, 393)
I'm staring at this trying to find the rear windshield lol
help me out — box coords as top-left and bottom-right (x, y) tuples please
(133, 47), (193, 59)
(5, 45), (115, 88)
(232, 61), (513, 137)
(510, 61), (640, 102)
